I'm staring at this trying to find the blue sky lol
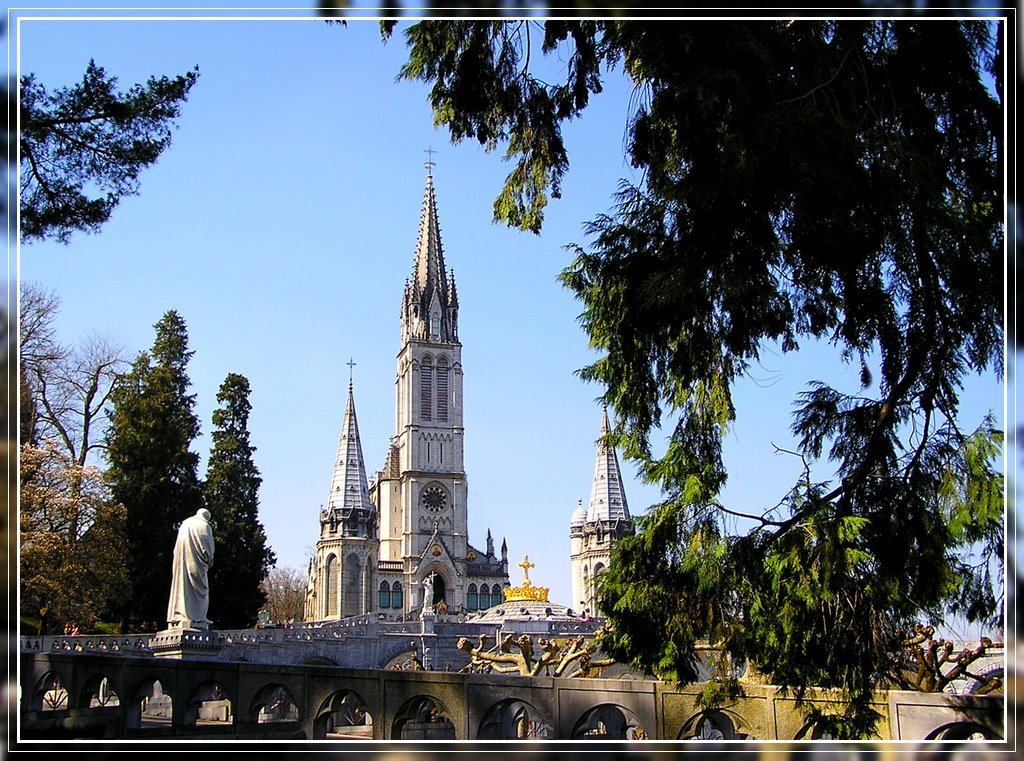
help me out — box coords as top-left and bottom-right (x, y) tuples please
(10, 8), (1008, 623)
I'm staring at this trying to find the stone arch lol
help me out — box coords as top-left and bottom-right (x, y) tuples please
(128, 677), (173, 729)
(185, 679), (233, 727)
(677, 708), (754, 740)
(379, 639), (422, 670)
(31, 669), (69, 712)
(477, 698), (553, 739)
(250, 683), (301, 724)
(924, 721), (1003, 740)
(314, 689), (374, 739)
(298, 652), (341, 667)
(571, 702), (649, 740)
(79, 672), (120, 709)
(392, 695), (456, 740)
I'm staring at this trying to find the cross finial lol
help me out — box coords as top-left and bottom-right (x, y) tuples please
(424, 146), (436, 176)
(518, 555), (535, 584)
(347, 357), (356, 388)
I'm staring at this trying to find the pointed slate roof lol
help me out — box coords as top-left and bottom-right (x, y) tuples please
(411, 172), (450, 313)
(325, 381), (374, 518)
(586, 406), (631, 523)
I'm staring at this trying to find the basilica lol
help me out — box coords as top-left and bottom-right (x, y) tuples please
(303, 167), (632, 622)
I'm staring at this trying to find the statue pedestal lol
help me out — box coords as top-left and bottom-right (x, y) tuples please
(151, 627), (223, 660)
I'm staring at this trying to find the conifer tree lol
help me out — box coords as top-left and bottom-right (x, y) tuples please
(387, 19), (1005, 736)
(20, 60), (199, 244)
(105, 310), (202, 631)
(205, 373), (275, 629)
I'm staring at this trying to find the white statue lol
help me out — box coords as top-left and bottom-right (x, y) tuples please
(166, 508), (215, 630)
(422, 573), (435, 614)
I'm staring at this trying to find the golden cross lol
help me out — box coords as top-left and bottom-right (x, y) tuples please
(519, 555), (535, 584)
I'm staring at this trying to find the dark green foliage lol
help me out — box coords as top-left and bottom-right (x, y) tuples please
(393, 19), (1004, 737)
(205, 373), (275, 629)
(386, 20), (603, 232)
(104, 310), (203, 631)
(20, 59), (198, 244)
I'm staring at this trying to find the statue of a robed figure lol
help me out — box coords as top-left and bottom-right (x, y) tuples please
(166, 508), (215, 630)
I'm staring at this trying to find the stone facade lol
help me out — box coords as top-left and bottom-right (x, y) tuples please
(304, 170), (509, 623)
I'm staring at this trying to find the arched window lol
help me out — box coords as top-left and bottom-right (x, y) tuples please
(436, 357), (449, 422)
(420, 357), (433, 422)
(592, 563), (605, 611)
(467, 584), (478, 611)
(478, 586), (489, 610)
(492, 584), (503, 605)
(325, 555), (339, 618)
(343, 554), (362, 618)
(379, 582), (391, 609)
(392, 581), (403, 610)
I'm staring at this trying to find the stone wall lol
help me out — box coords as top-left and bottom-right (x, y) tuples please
(18, 649), (1006, 743)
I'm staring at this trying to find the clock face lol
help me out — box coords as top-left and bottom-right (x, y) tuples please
(422, 485), (448, 513)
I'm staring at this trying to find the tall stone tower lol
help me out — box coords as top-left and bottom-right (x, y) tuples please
(570, 406), (633, 615)
(305, 377), (378, 620)
(304, 166), (509, 622)
(370, 166), (508, 616)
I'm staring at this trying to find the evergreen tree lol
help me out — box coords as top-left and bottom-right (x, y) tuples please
(205, 373), (276, 629)
(20, 60), (199, 244)
(386, 19), (1005, 736)
(105, 310), (202, 631)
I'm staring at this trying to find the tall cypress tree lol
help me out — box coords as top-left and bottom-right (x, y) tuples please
(105, 310), (202, 631)
(205, 373), (275, 629)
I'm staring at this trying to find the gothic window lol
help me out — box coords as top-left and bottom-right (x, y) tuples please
(593, 563), (605, 608)
(392, 581), (403, 609)
(343, 554), (362, 618)
(420, 357), (433, 422)
(478, 586), (489, 610)
(436, 357), (449, 422)
(379, 582), (391, 609)
(326, 555), (339, 618)
(491, 584), (502, 605)
(467, 584), (478, 611)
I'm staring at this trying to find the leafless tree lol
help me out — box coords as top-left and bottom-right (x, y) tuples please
(261, 564), (307, 625)
(19, 281), (126, 464)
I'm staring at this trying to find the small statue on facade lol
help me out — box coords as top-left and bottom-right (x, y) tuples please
(422, 573), (435, 614)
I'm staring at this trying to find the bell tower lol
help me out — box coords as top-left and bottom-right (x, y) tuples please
(372, 163), (487, 614)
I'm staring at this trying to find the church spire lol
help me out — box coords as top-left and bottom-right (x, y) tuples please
(322, 376), (376, 537)
(402, 165), (459, 343)
(586, 405), (631, 523)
